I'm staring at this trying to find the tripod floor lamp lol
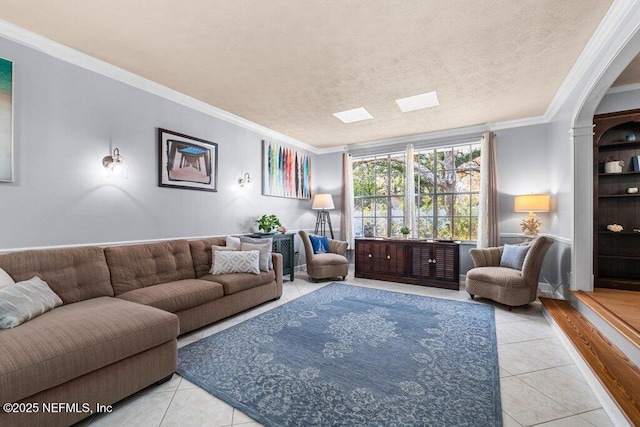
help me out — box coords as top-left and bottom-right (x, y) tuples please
(312, 193), (335, 238)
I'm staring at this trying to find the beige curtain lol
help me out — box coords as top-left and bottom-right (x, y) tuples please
(340, 152), (355, 248)
(404, 144), (416, 237)
(477, 132), (499, 247)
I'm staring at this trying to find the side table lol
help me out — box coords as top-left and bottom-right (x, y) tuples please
(249, 233), (295, 281)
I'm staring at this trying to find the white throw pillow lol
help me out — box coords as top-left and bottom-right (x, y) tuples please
(226, 235), (242, 250)
(0, 276), (63, 329)
(0, 268), (15, 289)
(212, 250), (260, 275)
(240, 242), (272, 272)
(209, 245), (238, 274)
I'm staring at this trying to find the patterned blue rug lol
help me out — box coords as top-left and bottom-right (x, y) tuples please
(178, 284), (501, 426)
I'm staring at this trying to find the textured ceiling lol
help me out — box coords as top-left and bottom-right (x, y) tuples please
(0, 1), (615, 148)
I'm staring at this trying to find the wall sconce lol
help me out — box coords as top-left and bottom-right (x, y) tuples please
(514, 194), (550, 235)
(102, 148), (129, 178)
(238, 172), (252, 188)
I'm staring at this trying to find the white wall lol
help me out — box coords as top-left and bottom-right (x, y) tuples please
(0, 36), (320, 251)
(596, 87), (640, 114)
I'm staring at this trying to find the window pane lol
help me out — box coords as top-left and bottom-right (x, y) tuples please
(375, 159), (388, 196)
(470, 218), (478, 240)
(376, 217), (388, 238)
(389, 155), (405, 195)
(454, 194), (471, 216)
(453, 217), (471, 240)
(390, 196), (404, 216)
(375, 198), (387, 216)
(391, 217), (404, 236)
(437, 194), (453, 217)
(354, 217), (363, 237)
(469, 171), (481, 192)
(418, 195), (434, 217)
(417, 217), (434, 238)
(470, 194), (480, 216)
(436, 217), (452, 240)
(353, 158), (375, 196)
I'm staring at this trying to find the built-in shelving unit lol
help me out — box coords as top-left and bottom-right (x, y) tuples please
(593, 109), (640, 291)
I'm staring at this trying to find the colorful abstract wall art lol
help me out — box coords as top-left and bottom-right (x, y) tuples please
(262, 140), (312, 199)
(0, 56), (13, 182)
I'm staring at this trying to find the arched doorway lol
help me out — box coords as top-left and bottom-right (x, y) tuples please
(571, 7), (640, 292)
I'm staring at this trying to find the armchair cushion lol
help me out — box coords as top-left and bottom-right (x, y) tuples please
(500, 244), (530, 270)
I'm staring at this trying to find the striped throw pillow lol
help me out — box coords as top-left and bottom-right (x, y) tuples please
(0, 276), (63, 329)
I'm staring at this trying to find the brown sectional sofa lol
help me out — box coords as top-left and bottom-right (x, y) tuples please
(0, 237), (283, 427)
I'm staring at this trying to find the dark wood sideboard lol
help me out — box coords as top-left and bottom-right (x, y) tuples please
(355, 238), (460, 290)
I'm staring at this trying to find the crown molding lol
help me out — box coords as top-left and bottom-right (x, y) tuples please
(0, 20), (322, 155)
(0, 0), (635, 158)
(543, 0), (639, 121)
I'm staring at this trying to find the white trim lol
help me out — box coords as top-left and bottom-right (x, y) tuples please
(0, 233), (235, 254)
(606, 82), (640, 95)
(0, 20), (321, 155)
(543, 0), (638, 122)
(542, 306), (632, 427)
(500, 233), (571, 245)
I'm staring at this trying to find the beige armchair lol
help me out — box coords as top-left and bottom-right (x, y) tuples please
(465, 236), (554, 309)
(299, 230), (349, 281)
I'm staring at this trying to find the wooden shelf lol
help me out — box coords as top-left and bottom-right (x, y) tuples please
(598, 141), (640, 150)
(594, 109), (640, 292)
(599, 193), (640, 198)
(599, 171), (640, 176)
(598, 255), (640, 260)
(598, 231), (640, 235)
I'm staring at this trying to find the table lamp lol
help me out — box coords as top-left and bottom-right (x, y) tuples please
(514, 194), (550, 235)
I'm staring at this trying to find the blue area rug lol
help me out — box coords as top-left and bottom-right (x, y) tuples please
(178, 284), (501, 426)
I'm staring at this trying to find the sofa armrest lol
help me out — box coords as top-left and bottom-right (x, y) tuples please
(469, 247), (503, 268)
(328, 239), (348, 256)
(271, 252), (283, 297)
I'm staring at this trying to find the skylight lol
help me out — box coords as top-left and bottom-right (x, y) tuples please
(395, 91), (439, 112)
(333, 107), (374, 124)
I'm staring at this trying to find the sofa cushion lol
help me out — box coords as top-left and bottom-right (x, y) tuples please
(212, 250), (260, 275)
(189, 237), (227, 278)
(208, 245), (238, 274)
(116, 279), (224, 313)
(0, 246), (113, 303)
(0, 267), (15, 288)
(200, 269), (276, 295)
(466, 267), (527, 288)
(0, 297), (179, 404)
(105, 240), (196, 295)
(0, 276), (63, 329)
(240, 242), (272, 271)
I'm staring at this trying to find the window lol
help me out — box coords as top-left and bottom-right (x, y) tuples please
(353, 142), (481, 241)
(352, 153), (405, 238)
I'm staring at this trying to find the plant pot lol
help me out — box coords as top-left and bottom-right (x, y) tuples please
(604, 161), (623, 174)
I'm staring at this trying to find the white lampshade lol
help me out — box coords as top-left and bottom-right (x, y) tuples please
(312, 193), (335, 210)
(514, 194), (550, 212)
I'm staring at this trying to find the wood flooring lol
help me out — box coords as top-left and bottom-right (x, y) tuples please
(540, 297), (640, 425)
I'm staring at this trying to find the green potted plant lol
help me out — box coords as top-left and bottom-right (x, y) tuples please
(256, 214), (282, 234)
(400, 226), (410, 238)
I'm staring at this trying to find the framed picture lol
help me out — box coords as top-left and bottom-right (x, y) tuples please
(0, 56), (13, 183)
(158, 128), (218, 192)
(262, 140), (312, 199)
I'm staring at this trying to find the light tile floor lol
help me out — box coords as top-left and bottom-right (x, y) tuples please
(76, 273), (614, 427)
